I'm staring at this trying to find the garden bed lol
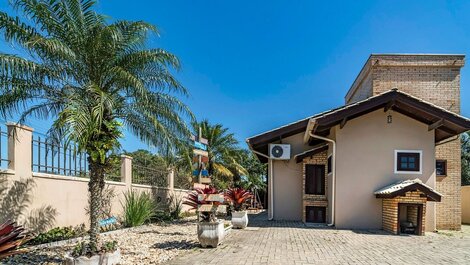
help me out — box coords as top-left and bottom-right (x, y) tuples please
(2, 218), (199, 265)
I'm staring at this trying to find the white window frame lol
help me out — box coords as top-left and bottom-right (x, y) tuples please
(394, 150), (422, 174)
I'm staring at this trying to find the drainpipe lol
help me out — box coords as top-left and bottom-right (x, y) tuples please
(248, 147), (274, 221)
(307, 120), (336, 227)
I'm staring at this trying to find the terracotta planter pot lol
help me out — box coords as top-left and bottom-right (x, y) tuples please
(64, 249), (120, 265)
(231, 211), (249, 229)
(197, 220), (225, 248)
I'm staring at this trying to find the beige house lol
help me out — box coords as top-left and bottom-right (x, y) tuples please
(247, 54), (470, 235)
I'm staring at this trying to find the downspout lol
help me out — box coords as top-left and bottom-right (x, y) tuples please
(248, 148), (274, 221)
(308, 120), (336, 227)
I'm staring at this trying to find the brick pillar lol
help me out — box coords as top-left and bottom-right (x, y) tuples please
(7, 123), (33, 178)
(120, 155), (133, 188)
(167, 168), (174, 191)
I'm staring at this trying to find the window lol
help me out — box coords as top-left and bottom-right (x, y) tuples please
(395, 150), (422, 174)
(436, 160), (447, 176)
(305, 164), (325, 195)
(327, 155), (332, 174)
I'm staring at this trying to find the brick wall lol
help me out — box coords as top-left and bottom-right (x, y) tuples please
(382, 191), (427, 235)
(407, 206), (419, 226)
(347, 54), (464, 230)
(302, 150), (328, 222)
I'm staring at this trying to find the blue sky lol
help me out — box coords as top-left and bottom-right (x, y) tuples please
(1, 0), (470, 152)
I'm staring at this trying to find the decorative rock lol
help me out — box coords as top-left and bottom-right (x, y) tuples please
(2, 217), (199, 264)
(64, 249), (121, 265)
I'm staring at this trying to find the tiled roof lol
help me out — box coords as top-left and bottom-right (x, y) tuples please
(247, 89), (470, 163)
(374, 179), (443, 197)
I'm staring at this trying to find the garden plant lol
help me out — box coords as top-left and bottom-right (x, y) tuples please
(0, 0), (192, 259)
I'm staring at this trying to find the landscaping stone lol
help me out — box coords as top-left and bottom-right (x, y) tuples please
(1, 218), (198, 265)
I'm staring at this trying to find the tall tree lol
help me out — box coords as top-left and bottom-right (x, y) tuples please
(192, 120), (246, 189)
(0, 0), (192, 251)
(462, 132), (470, 185)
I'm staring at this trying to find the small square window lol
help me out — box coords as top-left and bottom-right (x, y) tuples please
(395, 151), (422, 174)
(436, 160), (447, 176)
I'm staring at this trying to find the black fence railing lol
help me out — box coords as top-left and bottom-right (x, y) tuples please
(132, 165), (167, 187)
(0, 125), (9, 169)
(32, 134), (88, 177)
(174, 171), (192, 190)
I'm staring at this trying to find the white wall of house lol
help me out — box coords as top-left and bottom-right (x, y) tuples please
(334, 109), (436, 231)
(271, 133), (308, 220)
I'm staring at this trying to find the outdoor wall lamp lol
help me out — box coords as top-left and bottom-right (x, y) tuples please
(387, 114), (393, 124)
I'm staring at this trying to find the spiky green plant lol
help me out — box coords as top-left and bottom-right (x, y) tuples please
(121, 190), (156, 227)
(0, 0), (192, 251)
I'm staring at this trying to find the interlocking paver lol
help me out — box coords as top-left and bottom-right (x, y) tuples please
(170, 212), (470, 265)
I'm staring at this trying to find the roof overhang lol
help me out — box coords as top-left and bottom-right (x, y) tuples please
(247, 89), (470, 163)
(305, 89), (470, 145)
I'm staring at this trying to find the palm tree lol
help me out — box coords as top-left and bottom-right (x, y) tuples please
(0, 0), (192, 251)
(193, 120), (246, 189)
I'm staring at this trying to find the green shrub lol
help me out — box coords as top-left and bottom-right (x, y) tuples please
(152, 210), (173, 222)
(71, 240), (117, 258)
(168, 193), (184, 220)
(29, 226), (83, 245)
(121, 190), (155, 227)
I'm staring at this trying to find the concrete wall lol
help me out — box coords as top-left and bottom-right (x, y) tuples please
(462, 186), (470, 224)
(272, 133), (309, 220)
(334, 109), (436, 231)
(0, 124), (191, 230)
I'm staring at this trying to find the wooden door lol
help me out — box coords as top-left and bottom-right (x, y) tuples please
(306, 206), (326, 223)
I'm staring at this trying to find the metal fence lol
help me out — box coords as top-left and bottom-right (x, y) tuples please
(0, 125), (9, 169)
(132, 165), (167, 187)
(31, 134), (88, 177)
(174, 171), (192, 189)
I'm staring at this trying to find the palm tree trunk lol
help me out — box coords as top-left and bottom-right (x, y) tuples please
(88, 159), (106, 250)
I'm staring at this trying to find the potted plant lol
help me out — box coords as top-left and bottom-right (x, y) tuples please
(64, 240), (120, 265)
(225, 188), (253, 229)
(184, 187), (225, 248)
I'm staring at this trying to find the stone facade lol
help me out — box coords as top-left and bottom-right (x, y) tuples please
(346, 54), (464, 230)
(382, 191), (427, 235)
(302, 150), (328, 223)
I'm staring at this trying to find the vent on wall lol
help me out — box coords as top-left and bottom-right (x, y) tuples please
(269, 144), (291, 160)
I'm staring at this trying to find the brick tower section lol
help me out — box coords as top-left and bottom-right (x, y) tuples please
(346, 54), (465, 230)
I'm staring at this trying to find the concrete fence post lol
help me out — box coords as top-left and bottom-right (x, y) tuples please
(7, 123), (34, 178)
(167, 168), (175, 191)
(120, 155), (133, 189)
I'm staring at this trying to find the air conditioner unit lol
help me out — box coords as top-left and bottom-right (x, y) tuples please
(269, 144), (291, 160)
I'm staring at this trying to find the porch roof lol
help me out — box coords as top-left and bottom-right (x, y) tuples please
(374, 179), (442, 202)
(294, 144), (329, 163)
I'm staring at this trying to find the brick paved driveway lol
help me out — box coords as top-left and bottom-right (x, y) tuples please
(170, 212), (470, 265)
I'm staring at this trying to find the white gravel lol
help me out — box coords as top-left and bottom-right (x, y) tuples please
(1, 218), (198, 265)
